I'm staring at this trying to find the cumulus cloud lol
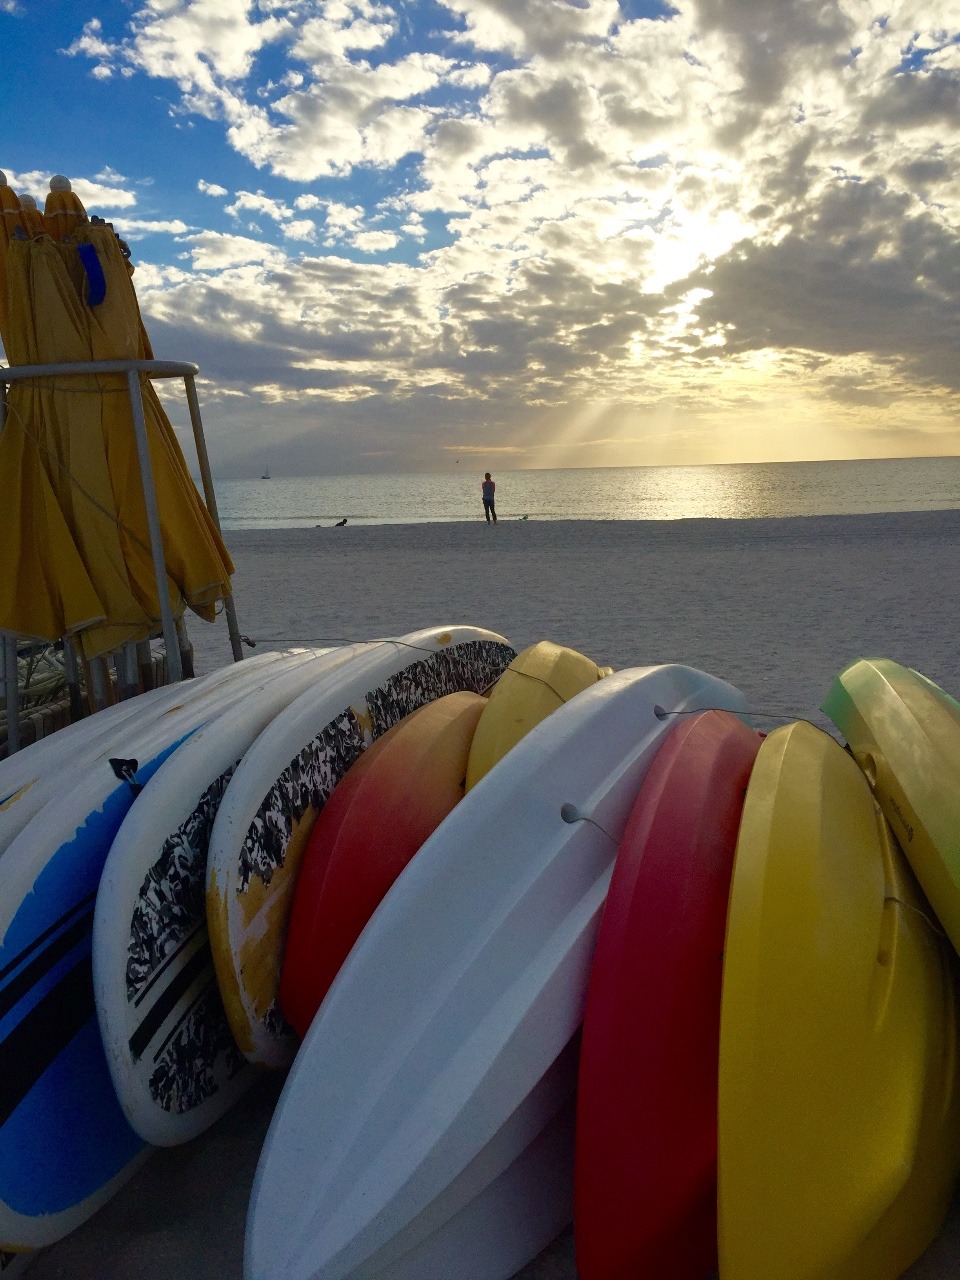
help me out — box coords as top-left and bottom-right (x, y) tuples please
(198, 179), (228, 197)
(110, 216), (193, 236)
(176, 230), (289, 270)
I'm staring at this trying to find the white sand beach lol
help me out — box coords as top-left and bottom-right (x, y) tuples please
(25, 510), (960, 1279)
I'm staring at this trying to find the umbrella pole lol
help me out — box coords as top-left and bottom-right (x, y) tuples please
(117, 643), (139, 700)
(87, 656), (111, 712)
(175, 616), (195, 679)
(2, 634), (20, 756)
(0, 396), (15, 755)
(136, 639), (155, 691)
(62, 636), (86, 722)
(126, 369), (183, 683)
(183, 373), (245, 664)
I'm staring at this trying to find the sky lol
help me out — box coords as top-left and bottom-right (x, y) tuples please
(2, 0), (959, 477)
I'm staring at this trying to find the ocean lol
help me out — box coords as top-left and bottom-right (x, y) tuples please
(211, 457), (960, 530)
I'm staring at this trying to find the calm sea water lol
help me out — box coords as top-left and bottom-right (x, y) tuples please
(211, 458), (960, 530)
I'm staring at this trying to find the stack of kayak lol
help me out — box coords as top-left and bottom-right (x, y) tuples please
(0, 634), (958, 1280)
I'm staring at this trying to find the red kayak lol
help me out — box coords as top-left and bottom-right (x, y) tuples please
(279, 690), (486, 1039)
(575, 709), (762, 1280)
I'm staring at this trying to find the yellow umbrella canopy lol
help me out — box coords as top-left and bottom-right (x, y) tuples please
(43, 173), (87, 240)
(0, 172), (29, 352)
(0, 219), (112, 647)
(0, 176), (234, 659)
(71, 218), (235, 624)
(16, 194), (46, 240)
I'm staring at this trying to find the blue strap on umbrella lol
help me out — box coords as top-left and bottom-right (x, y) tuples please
(77, 242), (107, 307)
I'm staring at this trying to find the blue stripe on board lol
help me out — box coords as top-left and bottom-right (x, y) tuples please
(0, 921), (90, 1049)
(0, 946), (96, 1128)
(0, 730), (198, 1218)
(0, 1020), (142, 1214)
(0, 893), (96, 988)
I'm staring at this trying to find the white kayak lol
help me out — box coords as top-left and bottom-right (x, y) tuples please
(92, 644), (378, 1147)
(206, 626), (516, 1069)
(356, 1037), (580, 1280)
(0, 649), (330, 1249)
(0, 650), (291, 858)
(246, 664), (749, 1280)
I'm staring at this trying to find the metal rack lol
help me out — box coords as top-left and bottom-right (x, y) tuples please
(0, 357), (243, 754)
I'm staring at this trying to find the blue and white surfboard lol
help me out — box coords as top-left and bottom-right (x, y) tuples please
(0, 652), (321, 1247)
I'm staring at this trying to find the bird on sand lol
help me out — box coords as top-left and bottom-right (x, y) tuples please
(335, 518), (348, 527)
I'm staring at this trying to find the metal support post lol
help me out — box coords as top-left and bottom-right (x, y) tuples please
(89, 657), (109, 711)
(175, 616), (195, 679)
(116, 643), (140, 700)
(1, 359), (242, 679)
(184, 373), (245, 663)
(126, 368), (183, 682)
(136, 639), (155, 691)
(62, 636), (85, 721)
(3, 635), (19, 755)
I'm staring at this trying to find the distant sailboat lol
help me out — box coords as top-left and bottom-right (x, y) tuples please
(262, 463), (271, 479)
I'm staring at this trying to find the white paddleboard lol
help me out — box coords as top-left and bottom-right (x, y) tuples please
(93, 644), (377, 1147)
(0, 650), (290, 859)
(246, 664), (748, 1280)
(206, 626), (516, 1068)
(0, 649), (331, 1249)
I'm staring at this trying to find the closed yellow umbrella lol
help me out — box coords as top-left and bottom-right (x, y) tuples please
(0, 172), (28, 351)
(70, 219), (235, 624)
(11, 231), (159, 656)
(16, 194), (46, 240)
(42, 173), (87, 240)
(0, 227), (110, 646)
(0, 175), (234, 660)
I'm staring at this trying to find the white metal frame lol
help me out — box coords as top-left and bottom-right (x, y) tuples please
(0, 357), (244, 754)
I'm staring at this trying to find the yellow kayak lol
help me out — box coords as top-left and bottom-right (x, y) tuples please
(822, 657), (960, 955)
(464, 639), (608, 790)
(719, 720), (960, 1280)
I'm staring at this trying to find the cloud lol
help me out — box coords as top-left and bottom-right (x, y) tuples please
(1, 167), (139, 212)
(862, 66), (960, 129)
(225, 189), (295, 221)
(438, 0), (623, 59)
(353, 230), (401, 251)
(110, 216), (192, 236)
(176, 231), (289, 270)
(198, 179), (229, 197)
(281, 218), (318, 241)
(73, 2), (290, 93)
(682, 175), (960, 391)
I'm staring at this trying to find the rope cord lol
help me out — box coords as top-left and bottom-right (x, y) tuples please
(653, 705), (814, 723)
(559, 803), (619, 844)
(246, 634), (823, 724)
(884, 895), (947, 938)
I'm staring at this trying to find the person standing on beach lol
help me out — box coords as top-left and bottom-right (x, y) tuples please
(482, 473), (497, 523)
